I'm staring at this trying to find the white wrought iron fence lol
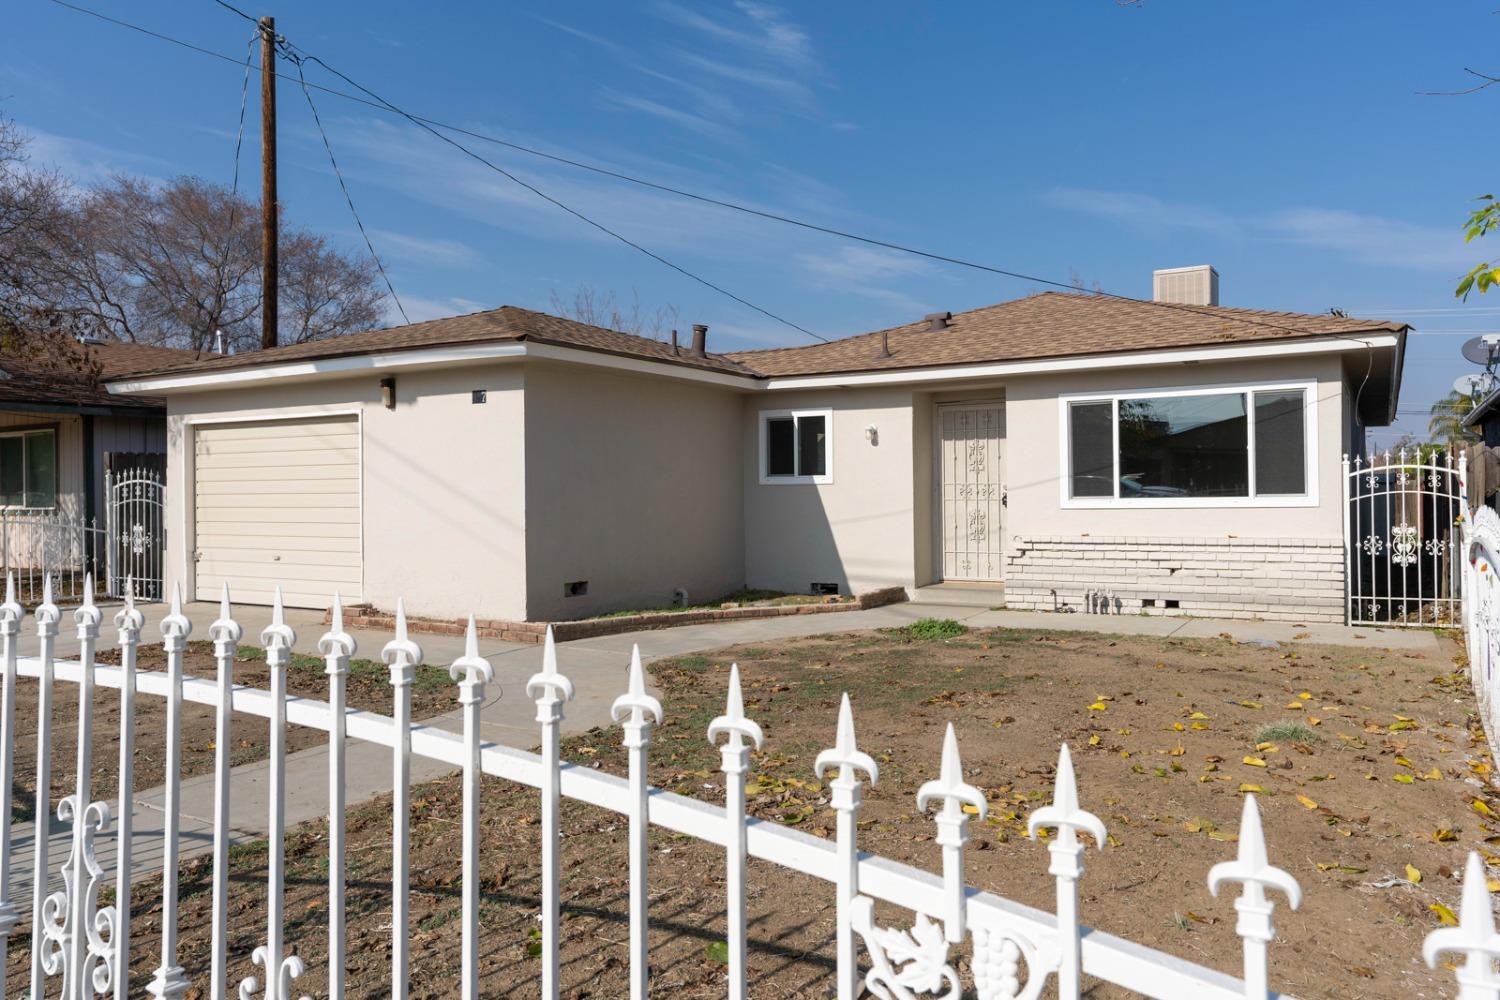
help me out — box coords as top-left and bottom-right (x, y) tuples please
(0, 575), (1496, 999)
(0, 509), (103, 605)
(1344, 449), (1467, 627)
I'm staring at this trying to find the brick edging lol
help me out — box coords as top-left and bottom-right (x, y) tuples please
(327, 586), (909, 644)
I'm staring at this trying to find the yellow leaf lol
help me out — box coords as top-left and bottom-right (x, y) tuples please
(1183, 820), (1203, 833)
(1239, 701), (1263, 710)
(1296, 794), (1318, 810)
(1431, 903), (1459, 927)
(1256, 742), (1277, 752)
(1088, 702), (1108, 712)
(1407, 864), (1422, 884)
(1435, 828), (1459, 843)
(1238, 783), (1264, 793)
(1171, 722), (1186, 732)
(1169, 745), (1186, 757)
(1395, 756), (1413, 768)
(1207, 830), (1238, 842)
(1191, 722), (1210, 731)
(1243, 756), (1267, 768)
(1489, 880), (1500, 893)
(1425, 768), (1443, 782)
(1299, 692), (1312, 700)
(1308, 716), (1321, 726)
(1475, 799), (1496, 817)
(1188, 711), (1211, 721)
(961, 803), (980, 815)
(1088, 734), (1102, 747)
(1117, 727), (1132, 736)
(1393, 774), (1415, 784)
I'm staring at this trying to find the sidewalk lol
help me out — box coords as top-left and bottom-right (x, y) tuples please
(6, 598), (1442, 903)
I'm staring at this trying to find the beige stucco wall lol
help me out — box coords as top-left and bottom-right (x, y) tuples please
(742, 386), (919, 596)
(521, 362), (746, 620)
(162, 363), (528, 621)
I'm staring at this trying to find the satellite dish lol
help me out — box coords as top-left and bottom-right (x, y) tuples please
(1456, 372), (1496, 396)
(1462, 334), (1500, 366)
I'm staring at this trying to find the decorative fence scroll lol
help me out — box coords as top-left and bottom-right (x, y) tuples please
(0, 573), (1495, 999)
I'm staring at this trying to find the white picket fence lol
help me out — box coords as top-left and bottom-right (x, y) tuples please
(0, 576), (1496, 999)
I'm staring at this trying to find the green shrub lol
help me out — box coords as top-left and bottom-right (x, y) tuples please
(1254, 721), (1321, 744)
(901, 618), (969, 641)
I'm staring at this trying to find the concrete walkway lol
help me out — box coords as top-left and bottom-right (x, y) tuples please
(7, 598), (1441, 904)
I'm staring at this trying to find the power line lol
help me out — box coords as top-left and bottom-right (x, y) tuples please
(50, 0), (1405, 346)
(287, 52), (408, 324)
(275, 39), (827, 342)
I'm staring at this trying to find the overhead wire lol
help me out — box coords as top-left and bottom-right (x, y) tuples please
(50, 0), (1408, 346)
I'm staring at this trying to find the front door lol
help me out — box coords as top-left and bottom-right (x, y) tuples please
(937, 403), (1005, 582)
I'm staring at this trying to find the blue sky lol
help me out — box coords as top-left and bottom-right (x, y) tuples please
(8, 1), (1500, 444)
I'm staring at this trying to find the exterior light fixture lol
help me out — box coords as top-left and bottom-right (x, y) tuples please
(865, 424), (878, 445)
(380, 376), (396, 409)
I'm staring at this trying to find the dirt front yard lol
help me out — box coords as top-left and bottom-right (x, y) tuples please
(8, 639), (456, 823)
(5, 623), (1490, 999)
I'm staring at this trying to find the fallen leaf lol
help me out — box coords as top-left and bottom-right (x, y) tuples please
(1296, 795), (1318, 810)
(1431, 903), (1459, 927)
(1238, 784), (1265, 793)
(1243, 756), (1268, 768)
(1088, 702), (1108, 712)
(1407, 864), (1423, 884)
(1393, 774), (1415, 784)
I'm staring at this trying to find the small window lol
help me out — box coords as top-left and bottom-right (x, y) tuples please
(1068, 401), (1114, 498)
(1253, 390), (1306, 496)
(760, 410), (832, 484)
(0, 429), (56, 508)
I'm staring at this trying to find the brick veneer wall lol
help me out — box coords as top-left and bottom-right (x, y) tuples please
(1004, 536), (1345, 624)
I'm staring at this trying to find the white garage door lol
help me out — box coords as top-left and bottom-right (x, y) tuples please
(193, 415), (361, 608)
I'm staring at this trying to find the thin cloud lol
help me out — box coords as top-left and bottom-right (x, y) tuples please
(796, 246), (936, 315)
(369, 229), (482, 269)
(673, 50), (814, 111)
(599, 90), (739, 142)
(1046, 185), (1473, 273)
(653, 1), (815, 70)
(396, 295), (489, 325)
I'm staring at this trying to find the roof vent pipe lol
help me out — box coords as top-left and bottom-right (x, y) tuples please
(671, 329), (679, 355)
(876, 330), (892, 359)
(691, 324), (708, 357)
(925, 311), (952, 331)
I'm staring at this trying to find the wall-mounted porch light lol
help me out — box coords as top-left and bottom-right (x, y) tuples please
(380, 376), (396, 410)
(865, 424), (879, 445)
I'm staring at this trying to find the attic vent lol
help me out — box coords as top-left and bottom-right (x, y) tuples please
(924, 311), (952, 331)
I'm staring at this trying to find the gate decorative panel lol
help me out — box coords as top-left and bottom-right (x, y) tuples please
(104, 465), (164, 602)
(1343, 449), (1465, 627)
(940, 404), (1004, 582)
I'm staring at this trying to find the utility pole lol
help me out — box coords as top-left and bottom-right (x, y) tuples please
(260, 15), (278, 351)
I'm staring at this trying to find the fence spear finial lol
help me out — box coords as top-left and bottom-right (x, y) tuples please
(114, 578), (142, 635)
(74, 574), (101, 632)
(317, 591), (354, 663)
(815, 693), (878, 787)
(210, 583), (243, 647)
(917, 724), (985, 943)
(259, 585), (295, 652)
(1208, 795), (1301, 999)
(709, 664), (763, 752)
(611, 645), (662, 729)
(0, 573), (19, 627)
(160, 580), (190, 644)
(381, 597), (423, 673)
(449, 615), (494, 688)
(527, 626), (575, 706)
(1423, 852), (1500, 994)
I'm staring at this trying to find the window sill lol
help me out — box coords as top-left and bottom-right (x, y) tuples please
(759, 475), (833, 487)
(1061, 495), (1318, 510)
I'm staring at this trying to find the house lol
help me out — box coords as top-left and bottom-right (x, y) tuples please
(0, 339), (204, 525)
(105, 266), (1406, 625)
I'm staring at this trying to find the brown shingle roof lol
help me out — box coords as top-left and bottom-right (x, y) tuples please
(725, 292), (1406, 377)
(118, 306), (759, 379)
(1, 341), (207, 410)
(107, 293), (1406, 388)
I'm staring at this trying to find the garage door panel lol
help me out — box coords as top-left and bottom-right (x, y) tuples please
(194, 416), (361, 608)
(196, 560), (362, 585)
(196, 478), (360, 496)
(196, 464), (358, 483)
(193, 447), (360, 468)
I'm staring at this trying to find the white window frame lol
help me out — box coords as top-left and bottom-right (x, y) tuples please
(0, 426), (59, 510)
(759, 408), (834, 485)
(1058, 379), (1318, 509)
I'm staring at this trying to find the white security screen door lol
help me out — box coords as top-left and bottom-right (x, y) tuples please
(938, 403), (1005, 582)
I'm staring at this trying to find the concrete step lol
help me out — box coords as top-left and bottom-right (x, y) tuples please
(909, 584), (1007, 609)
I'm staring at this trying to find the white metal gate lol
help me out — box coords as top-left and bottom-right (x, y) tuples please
(105, 464), (165, 601)
(938, 402), (1005, 582)
(1343, 449), (1466, 627)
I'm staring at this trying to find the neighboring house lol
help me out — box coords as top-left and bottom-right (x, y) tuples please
(106, 266), (1406, 625)
(0, 339), (205, 526)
